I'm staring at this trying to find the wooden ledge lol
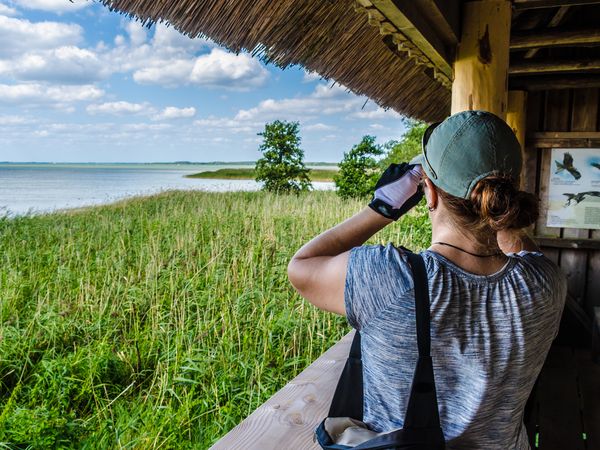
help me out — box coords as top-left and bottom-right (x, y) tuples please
(209, 331), (354, 450)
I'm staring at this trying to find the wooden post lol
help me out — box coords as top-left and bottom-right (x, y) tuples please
(507, 90), (527, 149)
(451, 0), (512, 119)
(506, 90), (528, 188)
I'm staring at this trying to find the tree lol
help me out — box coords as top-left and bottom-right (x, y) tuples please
(379, 120), (427, 169)
(254, 120), (312, 194)
(334, 135), (384, 199)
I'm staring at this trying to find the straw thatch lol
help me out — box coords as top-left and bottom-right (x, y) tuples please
(100, 0), (451, 122)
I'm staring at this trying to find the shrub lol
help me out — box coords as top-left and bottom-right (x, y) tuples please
(379, 120), (427, 168)
(334, 135), (383, 199)
(254, 120), (312, 194)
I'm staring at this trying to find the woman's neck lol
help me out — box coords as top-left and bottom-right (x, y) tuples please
(429, 224), (508, 276)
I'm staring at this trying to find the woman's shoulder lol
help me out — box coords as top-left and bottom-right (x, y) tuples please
(506, 250), (567, 296)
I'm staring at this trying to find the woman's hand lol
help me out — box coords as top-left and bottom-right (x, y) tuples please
(369, 163), (424, 220)
(287, 207), (392, 315)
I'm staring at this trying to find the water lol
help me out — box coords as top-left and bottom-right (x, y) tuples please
(0, 163), (335, 216)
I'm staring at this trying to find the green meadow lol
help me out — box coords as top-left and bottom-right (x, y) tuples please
(0, 190), (431, 449)
(186, 168), (338, 182)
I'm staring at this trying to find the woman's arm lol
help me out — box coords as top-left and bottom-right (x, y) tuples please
(287, 207), (392, 315)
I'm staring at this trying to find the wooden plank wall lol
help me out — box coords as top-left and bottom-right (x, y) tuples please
(525, 88), (600, 323)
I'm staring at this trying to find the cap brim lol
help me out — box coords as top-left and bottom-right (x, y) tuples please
(410, 154), (424, 166)
(422, 121), (441, 150)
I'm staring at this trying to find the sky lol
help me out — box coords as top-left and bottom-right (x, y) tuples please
(0, 0), (407, 163)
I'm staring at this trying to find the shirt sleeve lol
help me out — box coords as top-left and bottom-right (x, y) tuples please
(344, 243), (414, 331)
(516, 251), (567, 339)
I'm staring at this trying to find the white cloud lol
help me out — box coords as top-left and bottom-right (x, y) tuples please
(86, 101), (149, 116)
(152, 106), (196, 121)
(125, 21), (147, 47)
(122, 123), (172, 132)
(11, 0), (90, 12)
(350, 108), (400, 120)
(0, 3), (18, 16)
(151, 23), (213, 53)
(0, 115), (30, 125)
(133, 48), (268, 90)
(235, 84), (359, 121)
(0, 83), (103, 105)
(305, 123), (336, 131)
(194, 116), (261, 134)
(303, 71), (323, 83)
(0, 15), (82, 58)
(0, 46), (108, 83)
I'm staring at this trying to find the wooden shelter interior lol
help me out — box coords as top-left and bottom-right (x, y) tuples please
(100, 0), (600, 448)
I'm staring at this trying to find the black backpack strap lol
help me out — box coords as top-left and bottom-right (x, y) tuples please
(327, 330), (363, 419)
(403, 252), (441, 429)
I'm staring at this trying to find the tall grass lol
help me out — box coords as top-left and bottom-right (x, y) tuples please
(0, 190), (431, 449)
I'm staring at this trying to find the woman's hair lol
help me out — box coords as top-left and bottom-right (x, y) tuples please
(428, 174), (539, 234)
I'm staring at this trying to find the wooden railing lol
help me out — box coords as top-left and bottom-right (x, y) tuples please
(209, 331), (354, 449)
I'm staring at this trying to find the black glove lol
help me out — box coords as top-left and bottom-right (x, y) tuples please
(368, 163), (424, 220)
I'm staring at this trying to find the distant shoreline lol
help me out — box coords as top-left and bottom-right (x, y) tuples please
(186, 167), (338, 182)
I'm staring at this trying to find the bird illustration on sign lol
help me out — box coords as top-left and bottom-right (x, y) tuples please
(563, 191), (600, 206)
(555, 152), (582, 180)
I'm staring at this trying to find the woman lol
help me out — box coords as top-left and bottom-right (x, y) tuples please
(287, 110), (566, 449)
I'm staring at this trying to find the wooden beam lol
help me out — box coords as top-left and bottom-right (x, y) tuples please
(511, 28), (600, 50)
(527, 131), (600, 147)
(414, 0), (461, 45)
(510, 74), (600, 90)
(367, 0), (454, 80)
(514, 0), (600, 10)
(509, 58), (600, 75)
(452, 0), (512, 118)
(523, 6), (571, 59)
(535, 236), (600, 250)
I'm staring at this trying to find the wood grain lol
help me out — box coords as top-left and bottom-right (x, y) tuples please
(209, 331), (354, 450)
(451, 0), (511, 118)
(536, 90), (570, 263)
(526, 131), (600, 148)
(561, 88), (597, 305)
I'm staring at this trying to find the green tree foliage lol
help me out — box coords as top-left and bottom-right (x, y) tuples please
(254, 120), (312, 194)
(379, 120), (427, 168)
(334, 135), (384, 199)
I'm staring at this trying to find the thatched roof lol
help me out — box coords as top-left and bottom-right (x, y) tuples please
(99, 0), (451, 122)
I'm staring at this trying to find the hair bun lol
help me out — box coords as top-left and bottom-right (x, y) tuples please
(470, 175), (539, 231)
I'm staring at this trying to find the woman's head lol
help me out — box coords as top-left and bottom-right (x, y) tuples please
(422, 173), (539, 235)
(413, 110), (539, 236)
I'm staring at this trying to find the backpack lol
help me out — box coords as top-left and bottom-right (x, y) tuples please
(314, 252), (446, 449)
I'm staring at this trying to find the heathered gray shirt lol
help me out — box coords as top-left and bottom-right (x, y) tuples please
(345, 244), (566, 450)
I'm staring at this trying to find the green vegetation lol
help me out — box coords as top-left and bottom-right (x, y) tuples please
(334, 135), (384, 199)
(380, 121), (427, 168)
(255, 120), (311, 194)
(0, 190), (431, 448)
(186, 167), (338, 182)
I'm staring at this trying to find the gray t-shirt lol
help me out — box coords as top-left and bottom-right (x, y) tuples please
(345, 244), (567, 450)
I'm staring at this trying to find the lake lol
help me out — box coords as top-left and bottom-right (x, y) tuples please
(0, 163), (335, 216)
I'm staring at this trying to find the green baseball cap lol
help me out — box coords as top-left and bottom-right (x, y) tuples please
(411, 110), (522, 199)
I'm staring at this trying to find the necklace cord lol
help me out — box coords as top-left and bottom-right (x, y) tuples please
(432, 241), (504, 258)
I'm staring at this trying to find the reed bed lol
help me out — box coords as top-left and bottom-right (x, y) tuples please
(0, 190), (431, 449)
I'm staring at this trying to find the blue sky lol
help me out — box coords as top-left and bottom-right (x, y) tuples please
(0, 0), (407, 162)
